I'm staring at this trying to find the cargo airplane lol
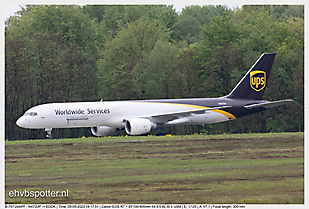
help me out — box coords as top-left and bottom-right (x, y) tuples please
(16, 53), (294, 138)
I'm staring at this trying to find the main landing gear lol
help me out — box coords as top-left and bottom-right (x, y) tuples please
(156, 124), (165, 136)
(45, 128), (53, 139)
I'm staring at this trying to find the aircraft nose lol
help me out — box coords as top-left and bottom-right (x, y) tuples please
(16, 117), (25, 128)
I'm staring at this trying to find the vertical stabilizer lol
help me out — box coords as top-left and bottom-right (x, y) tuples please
(226, 53), (276, 100)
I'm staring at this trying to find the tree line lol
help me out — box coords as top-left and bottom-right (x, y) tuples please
(5, 5), (304, 140)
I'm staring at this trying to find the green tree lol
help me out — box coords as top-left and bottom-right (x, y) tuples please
(175, 44), (202, 98)
(5, 30), (37, 139)
(148, 5), (178, 32)
(199, 12), (239, 61)
(83, 5), (177, 43)
(173, 16), (201, 44)
(202, 43), (245, 97)
(5, 4), (304, 139)
(25, 31), (97, 103)
(133, 40), (179, 99)
(174, 5), (235, 44)
(98, 17), (171, 100)
(5, 30), (97, 139)
(7, 5), (102, 57)
(181, 5), (234, 26)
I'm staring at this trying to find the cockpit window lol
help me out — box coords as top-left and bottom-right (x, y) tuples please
(24, 112), (37, 116)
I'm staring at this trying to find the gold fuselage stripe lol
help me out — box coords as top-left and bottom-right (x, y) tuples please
(130, 101), (236, 120)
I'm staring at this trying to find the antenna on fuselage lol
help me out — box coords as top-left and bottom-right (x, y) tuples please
(100, 99), (103, 102)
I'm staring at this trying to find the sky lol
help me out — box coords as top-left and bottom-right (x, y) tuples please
(5, 5), (22, 21)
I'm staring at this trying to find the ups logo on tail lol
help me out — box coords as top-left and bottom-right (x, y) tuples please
(250, 70), (266, 92)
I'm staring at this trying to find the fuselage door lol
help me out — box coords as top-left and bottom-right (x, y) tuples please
(41, 111), (45, 118)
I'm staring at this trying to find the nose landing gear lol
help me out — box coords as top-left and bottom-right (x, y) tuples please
(45, 128), (53, 139)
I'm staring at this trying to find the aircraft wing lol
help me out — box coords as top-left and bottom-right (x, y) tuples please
(244, 99), (294, 110)
(143, 106), (232, 124)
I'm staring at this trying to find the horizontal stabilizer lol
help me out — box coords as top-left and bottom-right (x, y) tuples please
(244, 99), (294, 110)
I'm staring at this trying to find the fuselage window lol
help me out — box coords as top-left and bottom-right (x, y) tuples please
(24, 112), (38, 116)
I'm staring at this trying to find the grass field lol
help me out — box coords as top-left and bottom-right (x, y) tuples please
(5, 132), (304, 204)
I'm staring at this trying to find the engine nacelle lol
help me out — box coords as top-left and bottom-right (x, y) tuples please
(91, 126), (116, 136)
(125, 118), (156, 135)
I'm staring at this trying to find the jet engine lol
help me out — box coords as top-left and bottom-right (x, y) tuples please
(91, 126), (116, 136)
(125, 118), (156, 135)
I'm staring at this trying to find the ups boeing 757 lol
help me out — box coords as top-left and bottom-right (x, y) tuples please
(16, 53), (294, 138)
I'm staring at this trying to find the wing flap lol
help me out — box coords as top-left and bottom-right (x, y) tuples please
(146, 106), (231, 123)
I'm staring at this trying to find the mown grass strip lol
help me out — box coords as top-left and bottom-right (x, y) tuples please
(5, 132), (304, 204)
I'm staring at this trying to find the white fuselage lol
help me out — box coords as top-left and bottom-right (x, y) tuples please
(15, 53), (294, 137)
(16, 100), (231, 130)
